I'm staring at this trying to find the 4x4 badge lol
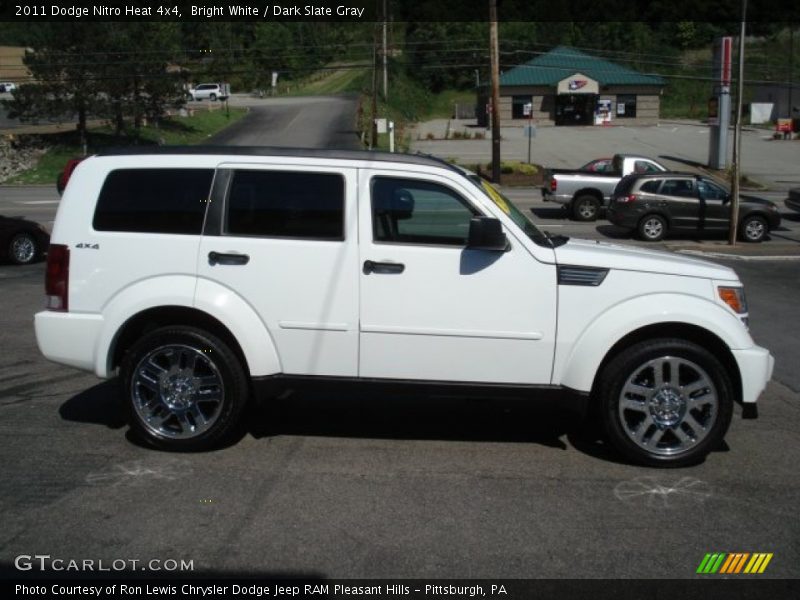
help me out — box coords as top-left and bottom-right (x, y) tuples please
(75, 243), (99, 249)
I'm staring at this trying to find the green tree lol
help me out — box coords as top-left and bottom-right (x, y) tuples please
(2, 23), (105, 148)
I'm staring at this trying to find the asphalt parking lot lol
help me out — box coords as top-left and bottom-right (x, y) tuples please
(1, 100), (799, 583)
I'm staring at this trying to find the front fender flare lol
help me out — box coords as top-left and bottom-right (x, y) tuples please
(555, 293), (752, 394)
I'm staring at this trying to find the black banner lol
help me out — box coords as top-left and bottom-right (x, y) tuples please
(2, 578), (799, 600)
(1, 0), (799, 22)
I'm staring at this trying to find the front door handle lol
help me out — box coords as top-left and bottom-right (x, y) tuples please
(208, 251), (249, 266)
(363, 260), (405, 274)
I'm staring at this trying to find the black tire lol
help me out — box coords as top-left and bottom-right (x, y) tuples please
(572, 195), (600, 221)
(120, 326), (249, 451)
(739, 215), (768, 243)
(8, 232), (38, 265)
(597, 338), (734, 467)
(637, 214), (667, 241)
(209, 93), (217, 101)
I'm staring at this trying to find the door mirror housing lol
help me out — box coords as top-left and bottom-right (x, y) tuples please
(467, 217), (509, 251)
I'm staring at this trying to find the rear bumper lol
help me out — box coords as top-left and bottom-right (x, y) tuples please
(34, 311), (105, 376)
(732, 345), (774, 405)
(606, 204), (643, 228)
(541, 189), (571, 205)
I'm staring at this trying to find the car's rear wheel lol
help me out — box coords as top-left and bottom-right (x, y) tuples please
(572, 195), (600, 221)
(637, 214), (667, 241)
(8, 232), (38, 265)
(121, 327), (249, 451)
(739, 215), (768, 243)
(598, 338), (734, 467)
(209, 93), (217, 101)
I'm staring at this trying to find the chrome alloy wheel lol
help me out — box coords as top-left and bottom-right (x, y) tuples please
(641, 217), (664, 240)
(131, 344), (225, 440)
(11, 234), (35, 264)
(618, 356), (718, 456)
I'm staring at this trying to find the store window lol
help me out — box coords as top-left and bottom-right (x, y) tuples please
(512, 95), (533, 119)
(616, 94), (637, 119)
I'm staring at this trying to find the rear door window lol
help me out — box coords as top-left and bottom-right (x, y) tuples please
(660, 179), (696, 198)
(225, 170), (344, 240)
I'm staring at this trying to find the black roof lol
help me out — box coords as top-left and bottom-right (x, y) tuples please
(95, 145), (451, 170)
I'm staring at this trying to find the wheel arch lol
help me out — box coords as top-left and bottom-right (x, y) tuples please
(109, 306), (251, 377)
(589, 322), (743, 409)
(638, 210), (672, 227)
(572, 188), (604, 203)
(555, 293), (751, 408)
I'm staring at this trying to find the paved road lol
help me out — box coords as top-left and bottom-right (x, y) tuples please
(210, 95), (361, 149)
(1, 96), (798, 582)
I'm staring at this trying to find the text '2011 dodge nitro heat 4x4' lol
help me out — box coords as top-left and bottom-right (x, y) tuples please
(36, 148), (774, 466)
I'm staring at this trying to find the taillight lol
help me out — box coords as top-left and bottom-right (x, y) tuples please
(616, 194), (638, 203)
(45, 244), (69, 311)
(550, 177), (557, 192)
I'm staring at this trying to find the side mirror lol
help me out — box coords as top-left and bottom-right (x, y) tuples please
(467, 217), (508, 251)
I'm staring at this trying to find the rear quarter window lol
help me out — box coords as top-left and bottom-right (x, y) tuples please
(639, 180), (662, 193)
(93, 168), (214, 234)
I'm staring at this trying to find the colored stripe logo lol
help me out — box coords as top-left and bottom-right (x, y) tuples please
(697, 553), (773, 574)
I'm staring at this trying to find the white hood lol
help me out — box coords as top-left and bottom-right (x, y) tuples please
(554, 238), (738, 281)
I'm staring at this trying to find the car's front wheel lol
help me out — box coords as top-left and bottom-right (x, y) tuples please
(8, 232), (38, 265)
(739, 215), (768, 243)
(121, 326), (249, 451)
(597, 338), (734, 467)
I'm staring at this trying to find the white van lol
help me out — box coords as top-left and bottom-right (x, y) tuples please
(35, 147), (774, 466)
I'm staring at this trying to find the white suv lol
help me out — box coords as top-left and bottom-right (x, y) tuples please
(188, 83), (227, 101)
(35, 148), (774, 466)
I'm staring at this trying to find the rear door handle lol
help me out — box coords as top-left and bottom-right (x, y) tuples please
(363, 260), (405, 274)
(208, 251), (249, 266)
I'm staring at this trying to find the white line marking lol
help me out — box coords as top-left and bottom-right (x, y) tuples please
(17, 200), (59, 205)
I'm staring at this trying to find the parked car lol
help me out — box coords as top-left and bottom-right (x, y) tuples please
(0, 82), (17, 93)
(542, 154), (668, 221)
(1, 215), (50, 265)
(786, 188), (800, 213)
(609, 172), (781, 242)
(34, 147), (773, 466)
(187, 83), (228, 101)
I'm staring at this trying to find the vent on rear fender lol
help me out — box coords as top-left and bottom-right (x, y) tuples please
(557, 265), (609, 286)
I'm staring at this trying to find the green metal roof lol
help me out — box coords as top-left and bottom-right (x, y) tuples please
(500, 46), (665, 87)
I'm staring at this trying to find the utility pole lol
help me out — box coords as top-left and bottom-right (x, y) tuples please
(729, 0), (747, 245)
(489, 0), (501, 183)
(382, 0), (388, 101)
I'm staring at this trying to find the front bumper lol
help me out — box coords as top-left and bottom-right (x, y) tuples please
(732, 344), (774, 406)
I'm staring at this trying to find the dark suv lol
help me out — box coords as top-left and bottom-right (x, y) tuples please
(609, 173), (781, 242)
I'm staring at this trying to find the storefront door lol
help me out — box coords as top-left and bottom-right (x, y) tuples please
(555, 94), (598, 126)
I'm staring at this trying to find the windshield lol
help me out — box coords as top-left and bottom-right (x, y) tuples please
(459, 172), (551, 247)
